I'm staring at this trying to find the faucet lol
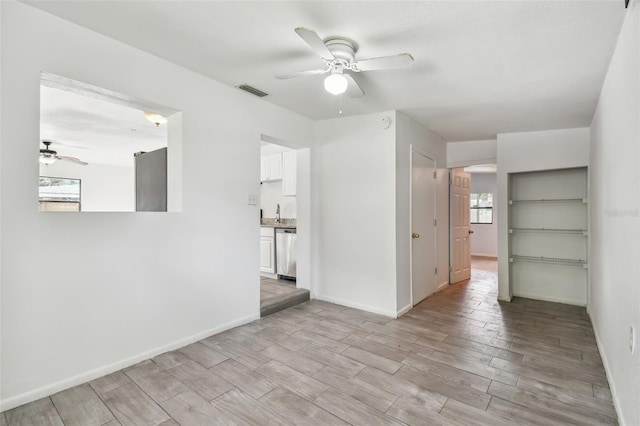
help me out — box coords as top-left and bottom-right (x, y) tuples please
(276, 204), (281, 223)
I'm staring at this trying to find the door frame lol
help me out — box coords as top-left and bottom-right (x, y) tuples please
(409, 147), (437, 307)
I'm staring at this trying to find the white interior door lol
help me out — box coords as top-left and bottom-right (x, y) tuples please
(411, 151), (436, 305)
(450, 169), (472, 283)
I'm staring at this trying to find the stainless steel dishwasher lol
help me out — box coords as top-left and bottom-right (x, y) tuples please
(275, 228), (297, 280)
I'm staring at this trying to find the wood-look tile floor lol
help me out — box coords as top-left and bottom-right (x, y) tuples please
(260, 277), (310, 317)
(2, 258), (617, 425)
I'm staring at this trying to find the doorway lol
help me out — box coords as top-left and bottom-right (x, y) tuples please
(258, 136), (311, 316)
(410, 150), (437, 306)
(449, 165), (498, 285)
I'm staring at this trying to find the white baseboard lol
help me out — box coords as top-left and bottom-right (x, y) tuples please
(397, 303), (413, 318)
(0, 313), (259, 412)
(437, 281), (449, 292)
(512, 292), (586, 307)
(313, 294), (396, 318)
(471, 253), (498, 259)
(590, 317), (624, 425)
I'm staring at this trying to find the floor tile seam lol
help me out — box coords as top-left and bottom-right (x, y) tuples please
(492, 377), (619, 421)
(44, 396), (66, 426)
(107, 374), (173, 426)
(487, 359), (605, 397)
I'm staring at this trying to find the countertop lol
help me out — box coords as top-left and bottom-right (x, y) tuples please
(261, 218), (296, 229)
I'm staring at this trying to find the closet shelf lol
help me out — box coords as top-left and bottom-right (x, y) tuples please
(509, 228), (587, 236)
(510, 255), (587, 268)
(509, 198), (587, 205)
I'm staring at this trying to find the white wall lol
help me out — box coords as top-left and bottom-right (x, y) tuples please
(496, 127), (589, 301)
(40, 161), (135, 212)
(447, 139), (497, 168)
(0, 2), (314, 410)
(395, 113), (448, 314)
(469, 173), (498, 257)
(294, 148), (311, 292)
(312, 112), (398, 317)
(260, 143), (290, 156)
(589, 2), (640, 424)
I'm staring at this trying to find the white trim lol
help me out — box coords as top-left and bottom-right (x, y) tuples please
(471, 253), (498, 259)
(591, 317), (623, 425)
(397, 303), (413, 318)
(437, 281), (449, 292)
(314, 294), (396, 318)
(0, 313), (259, 412)
(512, 292), (586, 307)
(448, 158), (497, 169)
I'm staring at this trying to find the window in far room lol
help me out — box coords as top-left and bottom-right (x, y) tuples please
(39, 176), (81, 211)
(470, 192), (493, 224)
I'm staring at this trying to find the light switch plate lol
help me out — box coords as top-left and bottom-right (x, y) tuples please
(247, 193), (258, 205)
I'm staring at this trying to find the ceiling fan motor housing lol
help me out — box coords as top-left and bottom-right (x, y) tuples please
(324, 38), (357, 66)
(40, 141), (57, 156)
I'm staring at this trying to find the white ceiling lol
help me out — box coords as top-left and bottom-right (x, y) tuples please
(40, 85), (167, 167)
(27, 1), (625, 141)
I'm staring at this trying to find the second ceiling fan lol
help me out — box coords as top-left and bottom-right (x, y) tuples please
(39, 141), (88, 166)
(276, 27), (414, 97)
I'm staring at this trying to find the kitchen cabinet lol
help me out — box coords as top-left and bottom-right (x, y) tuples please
(260, 154), (282, 182)
(282, 151), (297, 196)
(260, 227), (276, 273)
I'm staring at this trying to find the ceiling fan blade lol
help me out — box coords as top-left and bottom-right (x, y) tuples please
(275, 68), (329, 80)
(353, 53), (414, 72)
(57, 155), (88, 166)
(344, 74), (365, 98)
(295, 27), (335, 61)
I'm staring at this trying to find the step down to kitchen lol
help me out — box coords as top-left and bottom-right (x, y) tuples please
(260, 288), (310, 317)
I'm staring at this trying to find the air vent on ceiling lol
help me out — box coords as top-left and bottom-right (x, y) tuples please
(236, 84), (269, 98)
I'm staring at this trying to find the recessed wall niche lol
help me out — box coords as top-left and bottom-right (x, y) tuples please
(39, 72), (181, 212)
(508, 167), (588, 305)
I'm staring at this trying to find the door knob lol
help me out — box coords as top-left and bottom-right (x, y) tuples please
(412, 233), (420, 239)
(469, 230), (474, 234)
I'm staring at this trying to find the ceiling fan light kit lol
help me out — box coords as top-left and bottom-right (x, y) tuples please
(277, 27), (414, 99)
(39, 154), (57, 165)
(324, 72), (348, 95)
(143, 111), (168, 127)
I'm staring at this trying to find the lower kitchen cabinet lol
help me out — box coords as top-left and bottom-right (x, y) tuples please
(260, 227), (275, 273)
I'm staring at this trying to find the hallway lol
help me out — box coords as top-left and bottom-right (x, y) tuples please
(410, 257), (615, 423)
(2, 258), (616, 425)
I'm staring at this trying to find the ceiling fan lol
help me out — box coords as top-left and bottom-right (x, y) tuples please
(39, 141), (88, 166)
(276, 27), (414, 97)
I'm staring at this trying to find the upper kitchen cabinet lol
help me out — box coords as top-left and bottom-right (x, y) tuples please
(282, 151), (297, 197)
(261, 154), (282, 182)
